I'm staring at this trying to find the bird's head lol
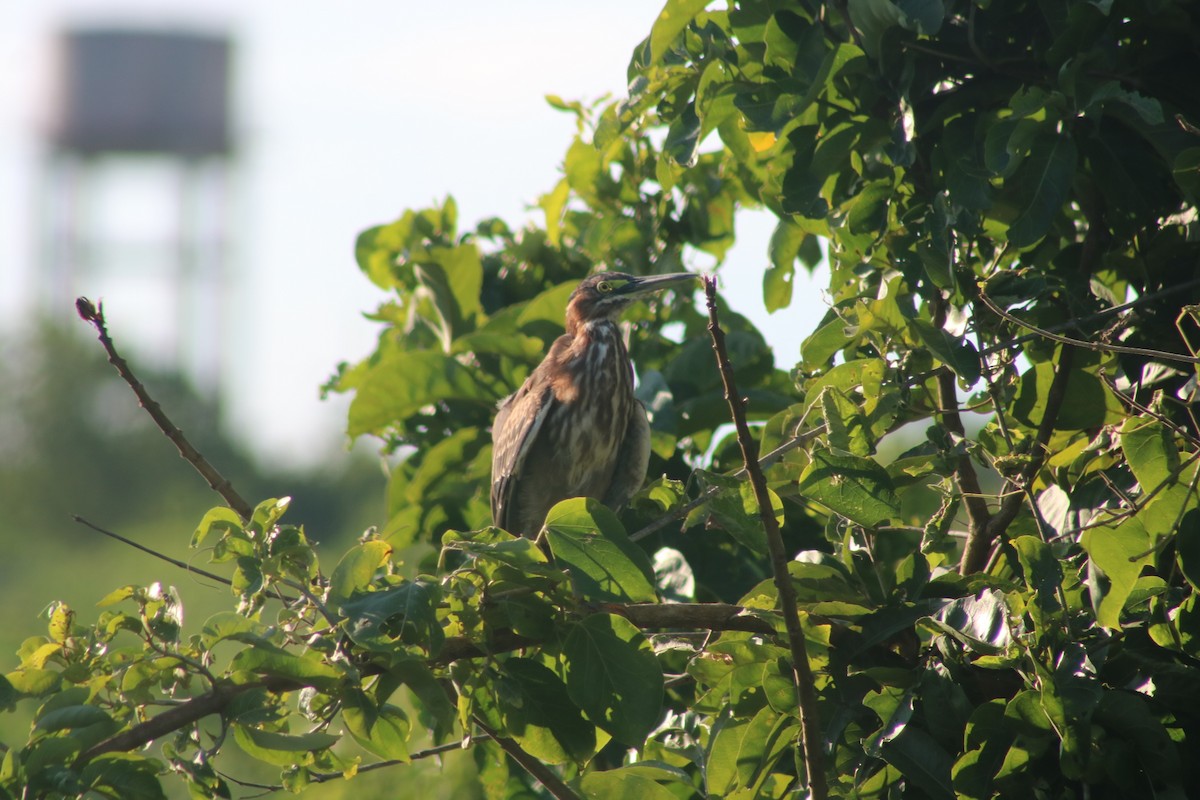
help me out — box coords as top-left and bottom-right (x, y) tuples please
(565, 271), (696, 331)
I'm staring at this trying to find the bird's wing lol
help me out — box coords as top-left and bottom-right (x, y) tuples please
(490, 382), (555, 532)
(602, 399), (651, 509)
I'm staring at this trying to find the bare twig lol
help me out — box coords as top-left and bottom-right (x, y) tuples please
(976, 289), (1200, 365)
(75, 297), (255, 521)
(977, 277), (1200, 359)
(702, 278), (828, 800)
(72, 515), (232, 588)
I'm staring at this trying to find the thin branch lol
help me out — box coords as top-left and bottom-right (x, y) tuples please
(962, 345), (1074, 574)
(75, 297), (255, 521)
(703, 278), (828, 800)
(1099, 369), (1200, 449)
(472, 716), (582, 800)
(977, 277), (1200, 359)
(72, 515), (232, 588)
(975, 289), (1200, 365)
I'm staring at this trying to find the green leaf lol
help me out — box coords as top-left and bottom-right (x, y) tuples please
(649, 0), (713, 65)
(500, 658), (599, 764)
(909, 319), (981, 385)
(1081, 517), (1153, 629)
(765, 219), (806, 313)
(544, 499), (658, 603)
(36, 704), (112, 732)
(80, 754), (167, 800)
(1119, 417), (1177, 493)
(881, 726), (956, 800)
(192, 506), (243, 548)
(1011, 535), (1063, 611)
(340, 580), (444, 655)
(96, 585), (138, 608)
(1005, 131), (1078, 247)
(846, 179), (892, 235)
(233, 725), (339, 766)
(342, 690), (411, 761)
(230, 646), (343, 690)
(578, 768), (681, 800)
(563, 614), (664, 745)
(347, 351), (503, 438)
(1009, 358), (1123, 430)
(798, 447), (900, 526)
(328, 540), (393, 608)
(664, 101), (701, 167)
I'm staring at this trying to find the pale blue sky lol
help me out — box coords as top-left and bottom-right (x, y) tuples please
(0, 1), (825, 466)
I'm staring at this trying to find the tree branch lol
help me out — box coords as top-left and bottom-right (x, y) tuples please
(703, 278), (828, 800)
(975, 289), (1200, 365)
(75, 298), (255, 521)
(960, 345), (1074, 573)
(928, 295), (994, 574)
(472, 716), (582, 800)
(72, 515), (233, 588)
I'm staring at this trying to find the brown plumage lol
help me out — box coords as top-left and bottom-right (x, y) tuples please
(490, 271), (696, 537)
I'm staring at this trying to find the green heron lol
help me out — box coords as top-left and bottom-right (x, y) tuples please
(490, 271), (697, 537)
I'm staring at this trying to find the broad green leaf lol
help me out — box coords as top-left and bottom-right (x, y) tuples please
(798, 447), (900, 526)
(347, 351), (503, 438)
(79, 754), (167, 800)
(1011, 536), (1062, 611)
(664, 102), (701, 167)
(649, 0), (713, 65)
(563, 613), (664, 745)
(929, 592), (1011, 654)
(419, 243), (483, 332)
(5, 668), (61, 696)
(342, 690), (411, 761)
(340, 580), (444, 655)
(909, 318), (981, 385)
(846, 179), (892, 235)
(1120, 417), (1177, 492)
(328, 540), (393, 608)
(230, 646), (343, 690)
(1009, 358), (1123, 431)
(881, 726), (956, 800)
(233, 725), (339, 766)
(1081, 517), (1153, 629)
(35, 704), (112, 732)
(545, 499), (658, 603)
(765, 219), (805, 313)
(192, 506), (243, 548)
(96, 585), (137, 608)
(1005, 131), (1078, 247)
(578, 769), (681, 800)
(500, 658), (599, 764)
(200, 612), (272, 648)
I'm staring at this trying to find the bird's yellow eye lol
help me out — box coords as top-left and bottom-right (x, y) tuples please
(597, 281), (612, 293)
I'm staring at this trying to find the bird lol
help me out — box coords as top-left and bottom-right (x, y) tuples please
(490, 271), (697, 537)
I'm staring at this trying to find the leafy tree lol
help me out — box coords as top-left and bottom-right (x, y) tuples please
(4, 1), (1200, 798)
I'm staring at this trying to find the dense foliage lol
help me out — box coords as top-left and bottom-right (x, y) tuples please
(4, 1), (1200, 797)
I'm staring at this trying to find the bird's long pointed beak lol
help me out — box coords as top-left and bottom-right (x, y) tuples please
(617, 272), (698, 296)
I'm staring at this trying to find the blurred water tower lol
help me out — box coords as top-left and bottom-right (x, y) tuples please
(41, 27), (236, 397)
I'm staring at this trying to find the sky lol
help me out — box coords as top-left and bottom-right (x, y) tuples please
(0, 1), (827, 468)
